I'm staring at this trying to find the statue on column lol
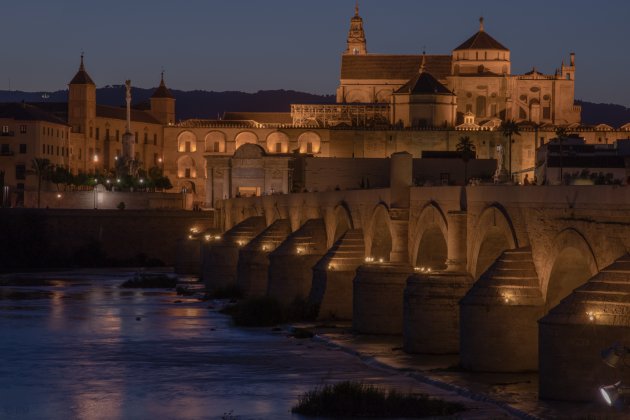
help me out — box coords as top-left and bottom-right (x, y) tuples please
(117, 80), (139, 178)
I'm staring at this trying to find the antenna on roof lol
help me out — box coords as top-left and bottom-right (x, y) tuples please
(479, 16), (484, 32)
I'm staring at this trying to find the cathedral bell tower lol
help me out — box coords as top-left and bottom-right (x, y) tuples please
(150, 72), (176, 125)
(68, 54), (96, 135)
(344, 2), (367, 55)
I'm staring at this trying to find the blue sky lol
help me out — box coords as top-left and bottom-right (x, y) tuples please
(2, 0), (629, 105)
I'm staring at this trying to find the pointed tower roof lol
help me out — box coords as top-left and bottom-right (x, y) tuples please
(345, 1), (367, 55)
(395, 54), (453, 95)
(454, 17), (508, 51)
(69, 53), (95, 85)
(352, 0), (361, 20)
(151, 71), (174, 99)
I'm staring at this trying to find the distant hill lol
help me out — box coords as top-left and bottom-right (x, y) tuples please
(0, 87), (335, 121)
(575, 100), (630, 127)
(0, 87), (627, 127)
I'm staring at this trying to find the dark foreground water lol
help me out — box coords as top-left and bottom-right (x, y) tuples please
(0, 270), (476, 420)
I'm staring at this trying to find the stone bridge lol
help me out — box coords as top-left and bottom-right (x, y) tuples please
(199, 152), (630, 402)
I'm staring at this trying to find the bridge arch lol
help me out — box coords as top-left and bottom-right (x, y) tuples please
(366, 203), (392, 261)
(470, 204), (518, 278)
(410, 202), (448, 270)
(542, 228), (598, 312)
(328, 202), (354, 246)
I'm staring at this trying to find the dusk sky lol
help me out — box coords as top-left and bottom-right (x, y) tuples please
(3, 0), (630, 106)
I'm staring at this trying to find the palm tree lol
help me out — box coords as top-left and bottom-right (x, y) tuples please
(456, 136), (476, 185)
(501, 119), (520, 181)
(554, 127), (568, 184)
(32, 158), (51, 208)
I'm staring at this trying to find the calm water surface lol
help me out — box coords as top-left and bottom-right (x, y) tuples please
(0, 270), (418, 420)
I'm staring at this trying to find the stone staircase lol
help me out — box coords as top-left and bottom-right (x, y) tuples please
(237, 219), (292, 297)
(542, 253), (630, 326)
(462, 247), (543, 306)
(539, 254), (630, 401)
(220, 216), (267, 246)
(315, 229), (365, 271)
(311, 229), (365, 320)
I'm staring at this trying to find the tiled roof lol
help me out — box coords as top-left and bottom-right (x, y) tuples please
(0, 103), (68, 125)
(395, 71), (453, 95)
(223, 112), (293, 124)
(96, 105), (160, 125)
(69, 57), (95, 85)
(151, 77), (174, 99)
(454, 30), (508, 51)
(341, 54), (452, 81)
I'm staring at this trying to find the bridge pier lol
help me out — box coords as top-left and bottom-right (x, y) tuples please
(459, 247), (544, 372)
(175, 236), (202, 275)
(310, 229), (365, 320)
(267, 219), (327, 305)
(237, 219), (292, 297)
(539, 255), (630, 402)
(353, 263), (413, 334)
(404, 271), (473, 354)
(201, 216), (266, 291)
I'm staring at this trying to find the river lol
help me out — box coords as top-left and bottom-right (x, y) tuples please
(0, 270), (492, 420)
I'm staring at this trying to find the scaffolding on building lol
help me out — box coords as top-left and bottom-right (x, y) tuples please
(291, 104), (390, 128)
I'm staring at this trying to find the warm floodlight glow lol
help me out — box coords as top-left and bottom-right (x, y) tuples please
(365, 257), (374, 263)
(189, 227), (199, 234)
(296, 247), (304, 254)
(214, 235), (221, 240)
(378, 258), (384, 263)
(328, 263), (335, 270)
(586, 311), (596, 322)
(187, 235), (193, 240)
(93, 154), (99, 162)
(204, 234), (211, 242)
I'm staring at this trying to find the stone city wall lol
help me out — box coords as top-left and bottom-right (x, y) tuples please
(0, 209), (214, 271)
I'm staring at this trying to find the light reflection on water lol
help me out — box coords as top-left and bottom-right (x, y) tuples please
(1, 271), (429, 420)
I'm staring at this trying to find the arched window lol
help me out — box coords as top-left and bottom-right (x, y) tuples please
(234, 131), (258, 149)
(205, 131), (226, 153)
(266, 132), (289, 153)
(475, 96), (487, 117)
(177, 155), (197, 179)
(297, 131), (321, 154)
(177, 131), (197, 153)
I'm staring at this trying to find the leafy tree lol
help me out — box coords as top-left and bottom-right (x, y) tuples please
(32, 158), (51, 208)
(50, 166), (73, 191)
(456, 136), (476, 185)
(501, 119), (520, 180)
